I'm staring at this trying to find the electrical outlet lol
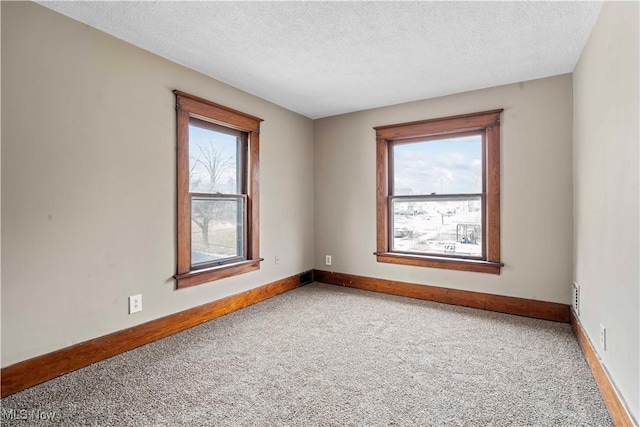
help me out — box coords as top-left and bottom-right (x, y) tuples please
(325, 255), (332, 266)
(600, 324), (606, 351)
(129, 294), (142, 314)
(572, 282), (580, 315)
(275, 255), (280, 265)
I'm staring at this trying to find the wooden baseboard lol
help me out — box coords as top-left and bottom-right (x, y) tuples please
(570, 310), (635, 427)
(1, 274), (300, 398)
(314, 270), (570, 323)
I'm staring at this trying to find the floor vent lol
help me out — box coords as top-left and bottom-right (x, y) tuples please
(299, 270), (314, 286)
(572, 282), (580, 316)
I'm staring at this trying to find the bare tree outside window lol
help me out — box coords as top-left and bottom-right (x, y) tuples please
(189, 137), (235, 248)
(187, 122), (244, 265)
(190, 139), (234, 193)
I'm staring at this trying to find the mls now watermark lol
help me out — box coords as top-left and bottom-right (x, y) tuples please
(1, 408), (57, 421)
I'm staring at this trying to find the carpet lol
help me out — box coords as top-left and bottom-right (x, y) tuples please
(0, 283), (613, 426)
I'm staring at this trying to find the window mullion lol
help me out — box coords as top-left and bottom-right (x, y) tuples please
(390, 193), (484, 201)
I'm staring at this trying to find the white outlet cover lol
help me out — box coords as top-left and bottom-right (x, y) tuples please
(599, 324), (606, 351)
(325, 255), (332, 266)
(129, 294), (142, 314)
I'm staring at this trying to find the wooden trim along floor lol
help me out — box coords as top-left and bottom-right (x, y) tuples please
(570, 310), (636, 427)
(314, 270), (570, 322)
(1, 274), (300, 398)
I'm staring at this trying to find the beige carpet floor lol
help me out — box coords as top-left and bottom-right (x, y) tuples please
(1, 282), (613, 426)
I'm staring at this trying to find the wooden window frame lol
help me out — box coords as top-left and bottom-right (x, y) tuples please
(374, 109), (504, 274)
(174, 90), (263, 288)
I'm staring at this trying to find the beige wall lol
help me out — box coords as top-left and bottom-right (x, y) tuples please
(315, 75), (574, 304)
(1, 2), (314, 367)
(573, 1), (639, 421)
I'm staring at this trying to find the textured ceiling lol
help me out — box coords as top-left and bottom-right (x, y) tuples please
(37, 1), (602, 119)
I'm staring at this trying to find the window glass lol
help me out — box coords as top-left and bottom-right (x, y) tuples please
(189, 118), (240, 194)
(393, 135), (482, 195)
(391, 197), (482, 258)
(191, 197), (245, 266)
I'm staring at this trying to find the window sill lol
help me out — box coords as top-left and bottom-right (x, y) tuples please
(375, 252), (503, 274)
(175, 258), (263, 288)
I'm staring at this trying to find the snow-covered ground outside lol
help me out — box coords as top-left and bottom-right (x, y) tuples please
(392, 200), (482, 257)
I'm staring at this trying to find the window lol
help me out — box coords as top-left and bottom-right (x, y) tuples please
(174, 91), (262, 288)
(374, 109), (503, 274)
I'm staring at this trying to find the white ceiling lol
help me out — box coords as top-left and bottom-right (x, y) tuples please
(37, 1), (602, 119)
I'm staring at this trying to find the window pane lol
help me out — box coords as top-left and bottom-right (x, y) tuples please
(191, 197), (245, 266)
(391, 198), (482, 257)
(189, 118), (240, 194)
(393, 135), (482, 195)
